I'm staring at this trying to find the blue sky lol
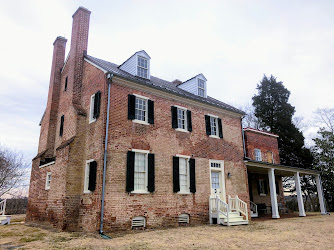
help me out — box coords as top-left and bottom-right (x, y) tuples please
(0, 0), (333, 164)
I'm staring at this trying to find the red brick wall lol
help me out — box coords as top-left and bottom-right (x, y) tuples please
(244, 130), (280, 164)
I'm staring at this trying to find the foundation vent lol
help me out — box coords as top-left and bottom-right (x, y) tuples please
(132, 216), (146, 228)
(178, 214), (189, 224)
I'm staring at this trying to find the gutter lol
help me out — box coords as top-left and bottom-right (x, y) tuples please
(99, 72), (113, 237)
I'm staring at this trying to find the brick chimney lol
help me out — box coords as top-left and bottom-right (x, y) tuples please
(68, 6), (91, 106)
(43, 36), (67, 156)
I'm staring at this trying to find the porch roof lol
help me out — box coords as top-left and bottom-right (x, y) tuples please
(244, 159), (320, 176)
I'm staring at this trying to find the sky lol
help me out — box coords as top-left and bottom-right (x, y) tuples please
(0, 0), (333, 167)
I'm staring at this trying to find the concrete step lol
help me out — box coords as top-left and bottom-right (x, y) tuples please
(0, 215), (11, 225)
(222, 220), (249, 226)
(220, 216), (244, 223)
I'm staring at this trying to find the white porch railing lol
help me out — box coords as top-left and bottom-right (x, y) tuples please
(250, 201), (257, 214)
(0, 199), (6, 215)
(209, 196), (230, 226)
(228, 195), (248, 219)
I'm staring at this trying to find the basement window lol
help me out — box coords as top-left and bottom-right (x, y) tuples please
(178, 214), (189, 224)
(132, 216), (146, 228)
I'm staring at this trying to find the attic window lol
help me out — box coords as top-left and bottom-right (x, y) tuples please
(198, 79), (205, 97)
(137, 56), (148, 78)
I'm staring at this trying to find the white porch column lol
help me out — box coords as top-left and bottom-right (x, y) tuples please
(268, 168), (280, 219)
(315, 174), (327, 215)
(294, 172), (306, 217)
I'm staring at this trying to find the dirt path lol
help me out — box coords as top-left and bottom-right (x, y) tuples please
(1, 213), (333, 249)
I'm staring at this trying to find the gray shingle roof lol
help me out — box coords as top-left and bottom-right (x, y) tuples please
(85, 55), (245, 115)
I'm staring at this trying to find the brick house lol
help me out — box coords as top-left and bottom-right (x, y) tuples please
(26, 7), (326, 232)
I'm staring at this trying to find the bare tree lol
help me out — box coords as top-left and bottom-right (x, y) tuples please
(239, 103), (261, 129)
(313, 108), (334, 133)
(0, 145), (29, 198)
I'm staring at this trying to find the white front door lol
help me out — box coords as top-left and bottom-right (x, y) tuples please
(210, 160), (225, 201)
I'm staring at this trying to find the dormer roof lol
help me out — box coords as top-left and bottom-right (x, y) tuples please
(119, 50), (151, 79)
(182, 73), (207, 84)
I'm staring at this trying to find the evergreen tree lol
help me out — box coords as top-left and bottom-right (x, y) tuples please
(312, 129), (334, 211)
(252, 75), (313, 168)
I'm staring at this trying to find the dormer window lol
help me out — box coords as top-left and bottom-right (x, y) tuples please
(137, 56), (148, 78)
(178, 73), (207, 98)
(198, 79), (205, 97)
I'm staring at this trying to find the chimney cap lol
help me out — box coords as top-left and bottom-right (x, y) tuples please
(72, 6), (91, 18)
(172, 79), (183, 86)
(53, 36), (67, 45)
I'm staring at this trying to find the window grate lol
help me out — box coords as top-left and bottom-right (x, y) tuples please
(132, 216), (146, 228)
(179, 214), (189, 224)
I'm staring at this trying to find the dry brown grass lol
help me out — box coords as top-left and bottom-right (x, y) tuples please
(0, 213), (333, 249)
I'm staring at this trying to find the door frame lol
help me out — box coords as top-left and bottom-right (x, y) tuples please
(209, 159), (226, 201)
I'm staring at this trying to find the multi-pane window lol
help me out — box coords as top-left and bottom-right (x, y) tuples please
(137, 56), (148, 78)
(210, 117), (218, 136)
(135, 97), (147, 121)
(134, 153), (147, 191)
(179, 158), (189, 192)
(255, 149), (262, 161)
(211, 172), (220, 189)
(198, 79), (205, 97)
(267, 151), (273, 163)
(211, 162), (221, 168)
(259, 179), (266, 195)
(177, 108), (187, 130)
(45, 172), (51, 190)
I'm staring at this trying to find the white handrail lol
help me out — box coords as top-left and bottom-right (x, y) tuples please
(236, 196), (248, 219)
(209, 196), (230, 226)
(250, 201), (257, 214)
(0, 199), (6, 215)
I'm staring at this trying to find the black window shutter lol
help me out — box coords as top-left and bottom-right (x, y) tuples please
(218, 118), (223, 138)
(93, 91), (101, 119)
(187, 110), (192, 132)
(65, 77), (68, 91)
(205, 115), (211, 135)
(171, 106), (178, 128)
(257, 180), (261, 194)
(148, 100), (154, 124)
(128, 94), (136, 120)
(148, 153), (155, 192)
(88, 161), (97, 191)
(189, 158), (196, 193)
(275, 181), (279, 194)
(126, 151), (135, 192)
(59, 115), (64, 136)
(173, 156), (180, 192)
(264, 180), (268, 194)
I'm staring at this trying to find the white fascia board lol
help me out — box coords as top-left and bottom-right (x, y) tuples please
(244, 128), (279, 138)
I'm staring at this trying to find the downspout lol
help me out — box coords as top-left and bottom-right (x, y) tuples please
(100, 72), (113, 236)
(241, 116), (247, 159)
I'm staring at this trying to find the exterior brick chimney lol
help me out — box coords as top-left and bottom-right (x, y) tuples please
(42, 36), (67, 156)
(68, 6), (91, 107)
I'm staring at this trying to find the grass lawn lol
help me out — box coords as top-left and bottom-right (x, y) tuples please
(0, 213), (333, 249)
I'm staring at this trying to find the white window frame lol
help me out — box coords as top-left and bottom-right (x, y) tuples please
(132, 149), (150, 194)
(175, 105), (188, 132)
(255, 149), (262, 161)
(198, 79), (205, 97)
(84, 159), (95, 193)
(208, 114), (220, 139)
(258, 179), (266, 196)
(209, 160), (225, 201)
(45, 172), (51, 190)
(133, 94), (149, 125)
(176, 154), (191, 194)
(137, 56), (149, 79)
(89, 93), (96, 124)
